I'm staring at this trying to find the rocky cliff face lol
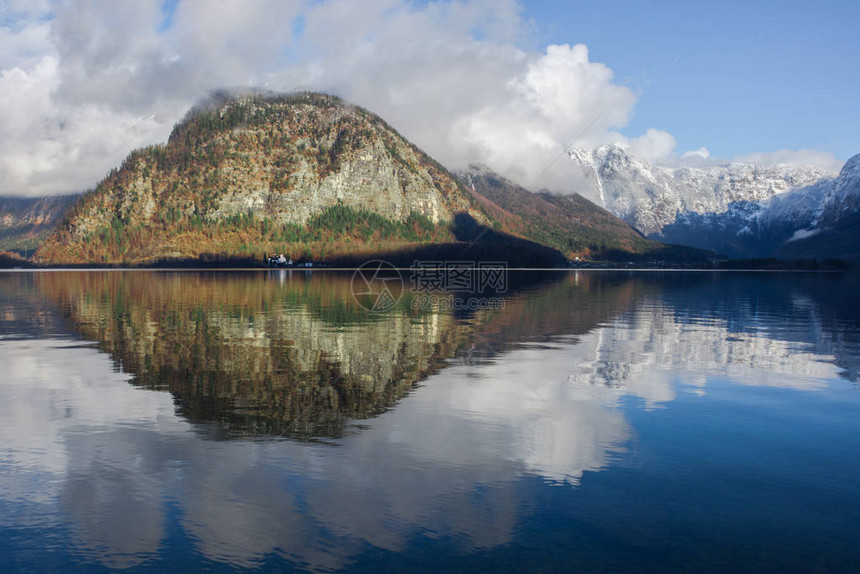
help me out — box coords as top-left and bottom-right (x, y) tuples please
(568, 144), (860, 259)
(774, 154), (860, 260)
(36, 92), (482, 264)
(569, 144), (832, 236)
(815, 154), (860, 228)
(674, 153), (860, 260)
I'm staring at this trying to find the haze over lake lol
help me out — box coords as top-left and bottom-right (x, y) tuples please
(1, 270), (859, 572)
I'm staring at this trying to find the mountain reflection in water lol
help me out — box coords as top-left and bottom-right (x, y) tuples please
(1, 270), (859, 572)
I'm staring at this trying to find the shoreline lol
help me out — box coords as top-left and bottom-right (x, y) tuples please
(2, 266), (855, 273)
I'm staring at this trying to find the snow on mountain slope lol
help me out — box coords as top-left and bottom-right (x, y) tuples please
(567, 144), (860, 258)
(756, 179), (833, 232)
(751, 153), (860, 245)
(569, 144), (833, 236)
(774, 154), (860, 261)
(815, 153), (860, 228)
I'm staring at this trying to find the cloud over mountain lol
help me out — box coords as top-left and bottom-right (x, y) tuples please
(0, 0), (844, 196)
(733, 149), (845, 173)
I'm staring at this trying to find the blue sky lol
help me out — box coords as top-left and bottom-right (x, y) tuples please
(526, 0), (859, 161)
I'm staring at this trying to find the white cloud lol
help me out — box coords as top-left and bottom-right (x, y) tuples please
(279, 2), (637, 191)
(616, 143), (843, 174)
(630, 128), (677, 162)
(0, 0), (845, 196)
(682, 147), (710, 160)
(0, 0), (643, 195)
(733, 148), (844, 174)
(0, 52), (175, 195)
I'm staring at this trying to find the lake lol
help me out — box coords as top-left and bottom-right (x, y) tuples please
(1, 269), (859, 572)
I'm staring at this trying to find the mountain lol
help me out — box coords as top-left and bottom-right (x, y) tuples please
(775, 154), (860, 261)
(460, 167), (709, 262)
(568, 144), (860, 260)
(0, 195), (78, 255)
(815, 153), (860, 226)
(36, 92), (487, 265)
(34, 92), (707, 267)
(570, 144), (830, 236)
(651, 177), (835, 258)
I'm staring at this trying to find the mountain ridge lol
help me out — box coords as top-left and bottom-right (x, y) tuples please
(33, 92), (712, 267)
(569, 144), (859, 260)
(459, 166), (708, 263)
(570, 143), (834, 236)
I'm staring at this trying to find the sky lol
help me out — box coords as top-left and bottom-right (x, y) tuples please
(0, 0), (856, 196)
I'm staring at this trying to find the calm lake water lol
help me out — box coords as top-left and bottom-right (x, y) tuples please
(1, 270), (859, 573)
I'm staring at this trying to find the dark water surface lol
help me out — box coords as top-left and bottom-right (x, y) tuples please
(1, 270), (859, 572)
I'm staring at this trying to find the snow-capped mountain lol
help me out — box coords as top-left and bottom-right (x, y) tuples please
(569, 144), (832, 235)
(775, 154), (860, 260)
(816, 153), (860, 228)
(569, 144), (860, 259)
